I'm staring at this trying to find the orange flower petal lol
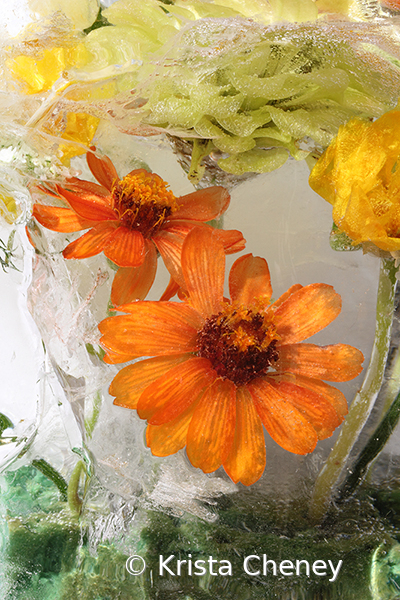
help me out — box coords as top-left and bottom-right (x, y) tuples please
(268, 379), (342, 440)
(154, 222), (245, 289)
(111, 354), (190, 409)
(173, 186), (230, 221)
(31, 182), (60, 198)
(153, 220), (207, 288)
(382, 0), (400, 9)
(270, 284), (303, 309)
(103, 227), (146, 267)
(275, 373), (348, 417)
(63, 222), (118, 259)
(138, 357), (216, 423)
(87, 148), (119, 191)
(32, 204), (97, 232)
(25, 225), (35, 248)
(125, 167), (156, 179)
(117, 300), (203, 330)
(99, 302), (202, 358)
(276, 343), (364, 382)
(181, 227), (225, 317)
(103, 347), (137, 364)
(229, 254), (272, 306)
(223, 386), (266, 486)
(146, 402), (197, 457)
(248, 378), (318, 455)
(153, 229), (185, 288)
(66, 178), (112, 199)
(274, 284), (342, 344)
(160, 276), (181, 301)
(110, 240), (157, 306)
(186, 378), (236, 473)
(214, 228), (246, 254)
(162, 220), (206, 238)
(56, 184), (116, 221)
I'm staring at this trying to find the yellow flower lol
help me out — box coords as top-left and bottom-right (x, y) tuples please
(58, 112), (100, 164)
(309, 110), (400, 252)
(0, 191), (19, 224)
(9, 42), (90, 95)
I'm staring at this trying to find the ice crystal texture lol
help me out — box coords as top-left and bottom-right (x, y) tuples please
(1, 0), (400, 519)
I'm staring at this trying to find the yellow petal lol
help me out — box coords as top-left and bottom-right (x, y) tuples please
(59, 113), (100, 164)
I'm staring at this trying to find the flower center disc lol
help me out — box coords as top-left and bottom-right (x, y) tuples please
(196, 305), (279, 386)
(111, 171), (177, 236)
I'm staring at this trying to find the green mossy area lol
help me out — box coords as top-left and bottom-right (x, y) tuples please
(1, 466), (79, 600)
(140, 489), (391, 600)
(2, 465), (400, 599)
(0, 466), (145, 600)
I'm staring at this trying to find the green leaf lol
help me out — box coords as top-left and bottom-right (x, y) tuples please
(85, 343), (106, 361)
(0, 413), (13, 436)
(0, 230), (19, 273)
(338, 389), (400, 501)
(218, 147), (288, 175)
(32, 459), (68, 502)
(329, 223), (362, 252)
(83, 8), (111, 34)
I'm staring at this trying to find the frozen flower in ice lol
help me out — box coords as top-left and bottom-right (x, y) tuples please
(9, 42), (90, 95)
(7, 33), (100, 160)
(28, 0), (99, 32)
(0, 188), (19, 224)
(32, 150), (245, 305)
(55, 113), (101, 164)
(99, 227), (364, 486)
(309, 110), (400, 253)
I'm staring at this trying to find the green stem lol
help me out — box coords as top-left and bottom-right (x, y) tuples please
(67, 460), (85, 516)
(335, 284), (400, 496)
(309, 258), (398, 522)
(32, 459), (68, 502)
(380, 319), (400, 417)
(188, 139), (214, 185)
(84, 391), (102, 439)
(338, 389), (400, 500)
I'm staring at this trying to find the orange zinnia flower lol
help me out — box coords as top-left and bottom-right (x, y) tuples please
(31, 149), (245, 305)
(99, 227), (364, 486)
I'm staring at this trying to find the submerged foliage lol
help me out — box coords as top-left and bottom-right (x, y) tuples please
(3, 1), (400, 186)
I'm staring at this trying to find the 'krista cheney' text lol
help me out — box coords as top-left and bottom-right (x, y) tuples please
(158, 555), (343, 583)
